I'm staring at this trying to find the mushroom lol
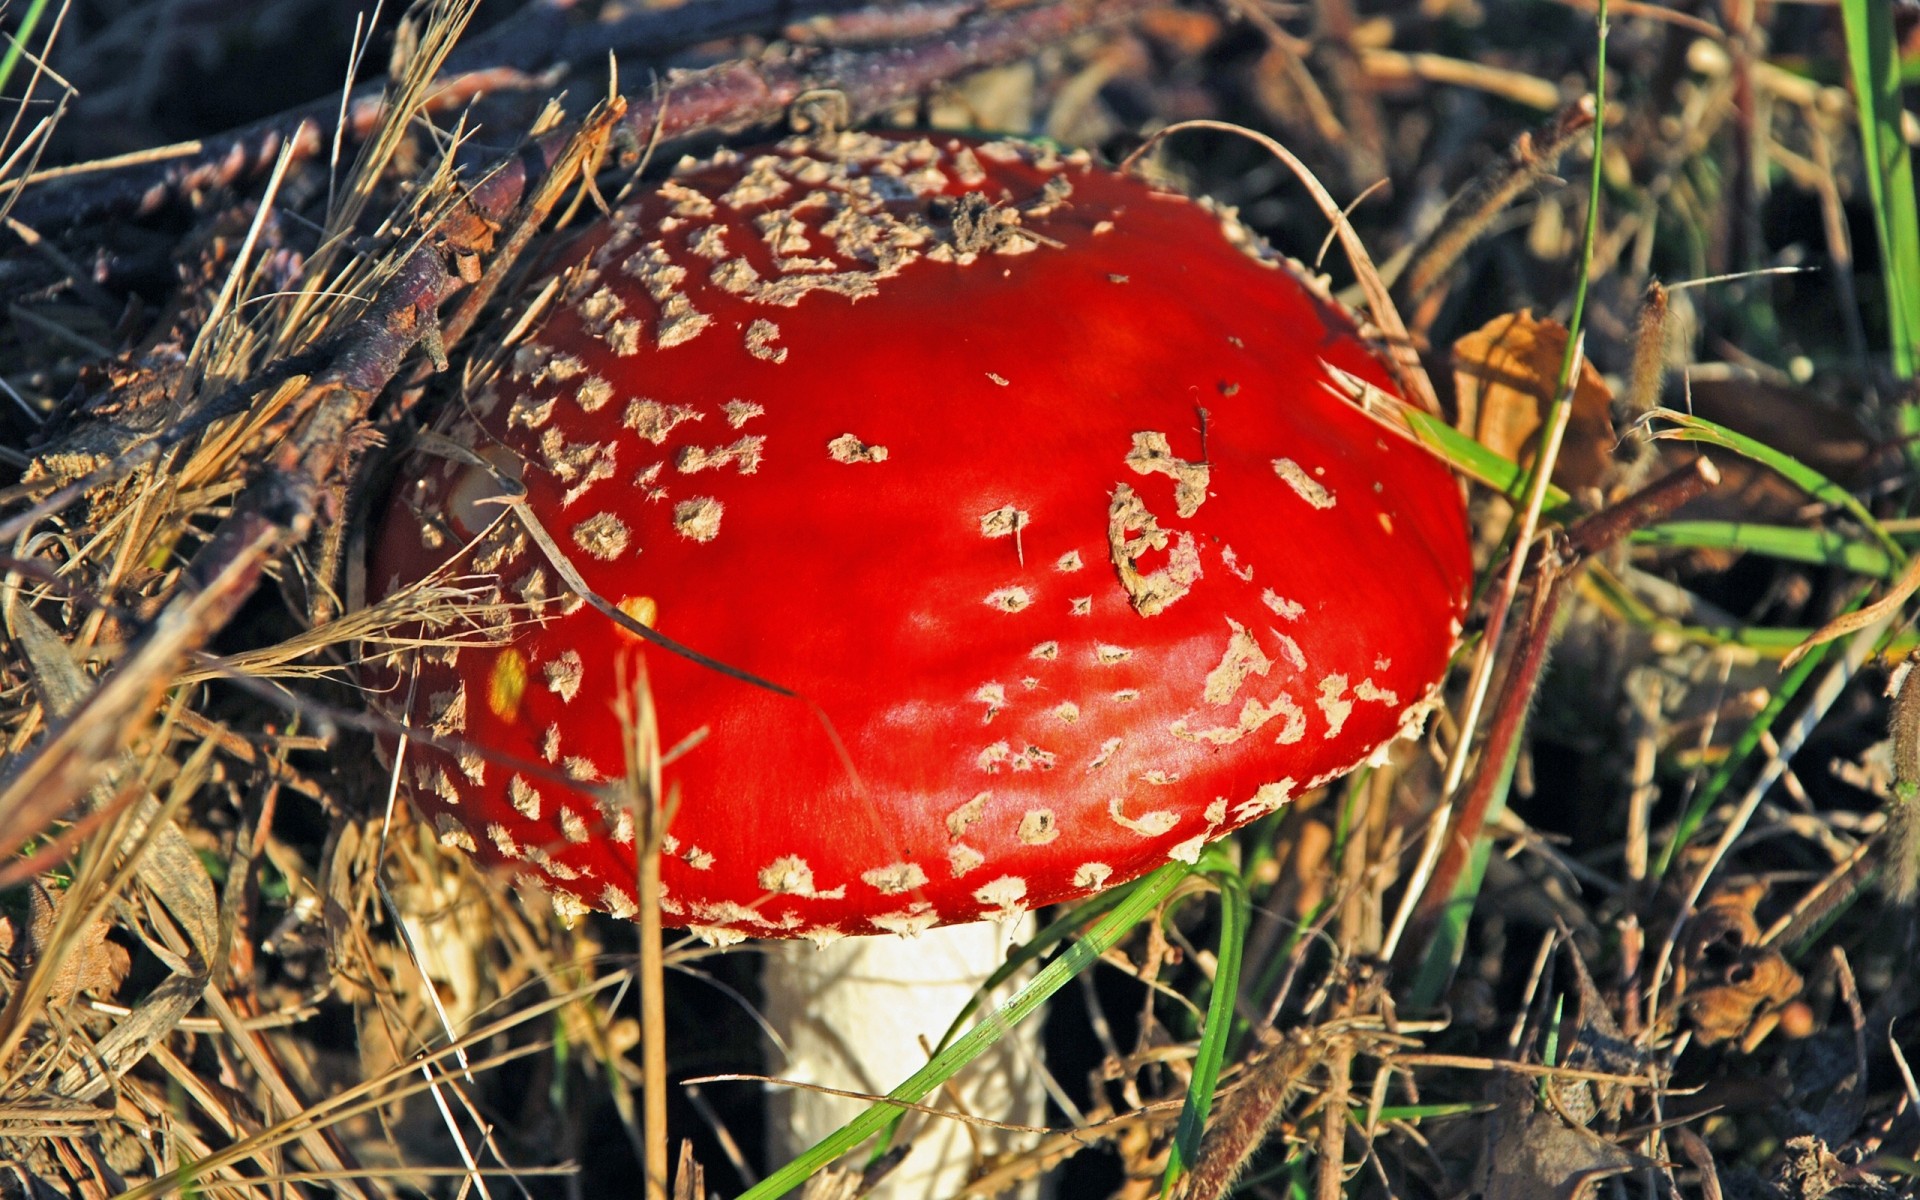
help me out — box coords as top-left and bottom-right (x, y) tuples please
(366, 130), (1472, 1189)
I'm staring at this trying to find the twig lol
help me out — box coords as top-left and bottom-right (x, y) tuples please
(1396, 459), (1720, 966)
(3, 0), (891, 230)
(1394, 98), (1595, 307)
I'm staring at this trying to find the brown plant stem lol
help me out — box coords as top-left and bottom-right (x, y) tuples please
(1397, 458), (1719, 967)
(1314, 1050), (1351, 1200)
(1884, 649), (1920, 901)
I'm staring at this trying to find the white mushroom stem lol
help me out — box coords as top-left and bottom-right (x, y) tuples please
(763, 918), (1044, 1198)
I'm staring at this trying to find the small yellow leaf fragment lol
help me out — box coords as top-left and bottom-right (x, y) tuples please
(489, 649), (529, 719)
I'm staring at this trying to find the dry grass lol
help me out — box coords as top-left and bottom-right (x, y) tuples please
(1, 1), (1916, 1198)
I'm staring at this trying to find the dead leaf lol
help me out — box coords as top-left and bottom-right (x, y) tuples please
(1558, 943), (1645, 1123)
(1453, 310), (1618, 494)
(16, 880), (132, 1009)
(1773, 1135), (1898, 1199)
(1477, 1078), (1648, 1200)
(1678, 886), (1805, 1049)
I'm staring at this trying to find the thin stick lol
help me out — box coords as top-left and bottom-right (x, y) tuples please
(1120, 119), (1439, 415)
(619, 660), (672, 1200)
(1380, 336), (1583, 963)
(1395, 98), (1596, 305)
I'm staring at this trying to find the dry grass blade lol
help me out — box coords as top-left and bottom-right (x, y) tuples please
(1122, 118), (1440, 415)
(1395, 98), (1597, 307)
(1382, 334), (1587, 964)
(1782, 551), (1920, 669)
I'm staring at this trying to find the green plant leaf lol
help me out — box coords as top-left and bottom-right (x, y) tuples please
(1163, 858), (1250, 1192)
(1842, 0), (1920, 382)
(1647, 408), (1903, 561)
(1634, 522), (1900, 578)
(1402, 407), (1574, 512)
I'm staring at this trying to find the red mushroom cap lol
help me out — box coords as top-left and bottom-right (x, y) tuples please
(367, 131), (1472, 943)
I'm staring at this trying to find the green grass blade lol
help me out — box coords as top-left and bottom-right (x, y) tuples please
(1842, 0), (1920, 381)
(1163, 861), (1250, 1192)
(1580, 565), (1911, 655)
(1647, 408), (1903, 560)
(1402, 407), (1574, 512)
(927, 884), (1133, 1050)
(1356, 1101), (1491, 1121)
(1633, 522), (1900, 578)
(873, 882), (1136, 1158)
(0, 0), (51, 99)
(743, 863), (1193, 1200)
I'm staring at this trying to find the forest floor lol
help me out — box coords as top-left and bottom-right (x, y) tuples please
(0, 0), (1916, 1197)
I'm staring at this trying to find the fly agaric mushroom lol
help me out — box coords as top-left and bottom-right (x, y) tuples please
(368, 130), (1469, 938)
(365, 129), (1470, 1188)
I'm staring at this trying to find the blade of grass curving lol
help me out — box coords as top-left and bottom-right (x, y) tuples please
(1842, 0), (1920, 383)
(1402, 407), (1575, 511)
(0, 0), (50, 98)
(743, 863), (1193, 1200)
(871, 880), (1137, 1158)
(1163, 854), (1250, 1194)
(1633, 522), (1900, 579)
(1648, 409), (1903, 561)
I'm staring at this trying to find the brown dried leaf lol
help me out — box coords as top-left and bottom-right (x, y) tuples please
(17, 881), (133, 1008)
(1478, 1087), (1646, 1200)
(1558, 943), (1644, 1123)
(1773, 1135), (1899, 1199)
(1453, 310), (1617, 493)
(1679, 886), (1805, 1048)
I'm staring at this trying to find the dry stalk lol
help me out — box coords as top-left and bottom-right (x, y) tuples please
(618, 660), (673, 1200)
(1394, 98), (1597, 309)
(1882, 651), (1920, 902)
(1122, 118), (1439, 416)
(1314, 1048), (1352, 1200)
(1397, 460), (1720, 963)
